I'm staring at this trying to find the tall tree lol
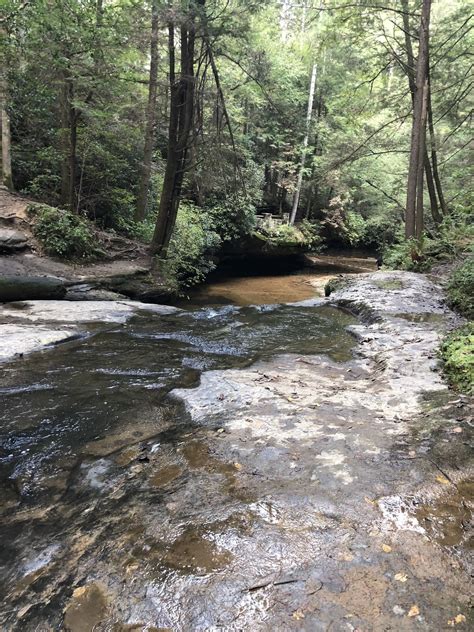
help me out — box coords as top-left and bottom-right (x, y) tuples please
(150, 2), (202, 255)
(135, 0), (160, 222)
(405, 0), (431, 239)
(59, 59), (78, 210)
(290, 62), (317, 225)
(1, 21), (13, 190)
(1, 62), (13, 190)
(401, 0), (442, 226)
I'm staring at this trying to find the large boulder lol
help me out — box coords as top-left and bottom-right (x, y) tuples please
(0, 229), (28, 253)
(0, 276), (67, 302)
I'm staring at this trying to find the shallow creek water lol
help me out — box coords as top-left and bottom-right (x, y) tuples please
(0, 291), (356, 629)
(1, 263), (472, 631)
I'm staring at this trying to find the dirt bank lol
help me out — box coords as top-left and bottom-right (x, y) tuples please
(0, 188), (171, 301)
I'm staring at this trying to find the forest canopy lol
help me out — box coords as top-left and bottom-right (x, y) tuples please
(1, 0), (472, 284)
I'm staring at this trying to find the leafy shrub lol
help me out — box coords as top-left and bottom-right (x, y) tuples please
(162, 202), (221, 289)
(255, 220), (317, 247)
(446, 259), (474, 319)
(441, 323), (474, 394)
(116, 216), (155, 243)
(383, 210), (473, 273)
(344, 211), (367, 246)
(29, 203), (97, 259)
(299, 219), (323, 250)
(319, 195), (350, 245)
(382, 238), (432, 272)
(363, 216), (398, 250)
(204, 193), (256, 242)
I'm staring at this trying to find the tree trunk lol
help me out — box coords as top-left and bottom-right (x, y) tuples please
(427, 86), (448, 216)
(424, 148), (442, 224)
(1, 82), (13, 190)
(401, 0), (441, 227)
(59, 69), (77, 211)
(150, 12), (198, 256)
(0, 26), (13, 190)
(415, 78), (429, 240)
(405, 0), (431, 240)
(290, 62), (317, 225)
(135, 0), (160, 222)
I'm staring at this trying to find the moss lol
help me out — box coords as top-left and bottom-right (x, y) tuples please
(374, 279), (404, 290)
(440, 323), (474, 394)
(446, 259), (474, 320)
(324, 277), (347, 297)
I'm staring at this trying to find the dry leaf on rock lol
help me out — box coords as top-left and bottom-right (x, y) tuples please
(292, 609), (305, 620)
(394, 573), (408, 583)
(448, 614), (466, 626)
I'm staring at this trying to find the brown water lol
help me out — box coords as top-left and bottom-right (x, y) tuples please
(178, 251), (377, 307)
(181, 272), (324, 306)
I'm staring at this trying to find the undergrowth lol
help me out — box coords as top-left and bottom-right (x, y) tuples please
(441, 323), (474, 394)
(445, 259), (474, 319)
(383, 210), (473, 272)
(28, 203), (99, 260)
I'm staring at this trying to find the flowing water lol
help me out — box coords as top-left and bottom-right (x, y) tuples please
(0, 288), (357, 629)
(1, 261), (472, 630)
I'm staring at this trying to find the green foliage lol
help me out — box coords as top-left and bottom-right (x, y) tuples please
(384, 211), (473, 273)
(29, 203), (97, 260)
(5, 0), (473, 275)
(204, 193), (256, 242)
(446, 259), (474, 320)
(382, 238), (432, 272)
(116, 216), (155, 243)
(264, 223), (304, 246)
(441, 324), (474, 394)
(255, 219), (320, 248)
(299, 219), (323, 250)
(362, 216), (399, 251)
(162, 202), (221, 289)
(428, 209), (474, 261)
(344, 211), (367, 247)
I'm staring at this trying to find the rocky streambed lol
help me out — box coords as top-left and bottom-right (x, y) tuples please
(0, 271), (472, 631)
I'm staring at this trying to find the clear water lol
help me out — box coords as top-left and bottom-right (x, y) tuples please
(0, 300), (356, 629)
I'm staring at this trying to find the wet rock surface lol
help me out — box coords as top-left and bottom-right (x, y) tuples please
(0, 271), (472, 630)
(0, 299), (180, 361)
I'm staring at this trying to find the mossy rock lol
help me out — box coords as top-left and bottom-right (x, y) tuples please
(373, 279), (404, 291)
(441, 323), (474, 394)
(446, 259), (474, 319)
(324, 276), (348, 297)
(0, 275), (67, 302)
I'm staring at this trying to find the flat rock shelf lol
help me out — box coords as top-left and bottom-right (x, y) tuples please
(0, 271), (472, 631)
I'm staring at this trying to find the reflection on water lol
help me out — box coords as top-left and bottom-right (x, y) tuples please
(0, 303), (356, 499)
(0, 298), (357, 630)
(178, 252), (377, 307)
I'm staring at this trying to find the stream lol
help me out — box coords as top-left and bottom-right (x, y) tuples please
(0, 265), (357, 630)
(1, 258), (472, 631)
